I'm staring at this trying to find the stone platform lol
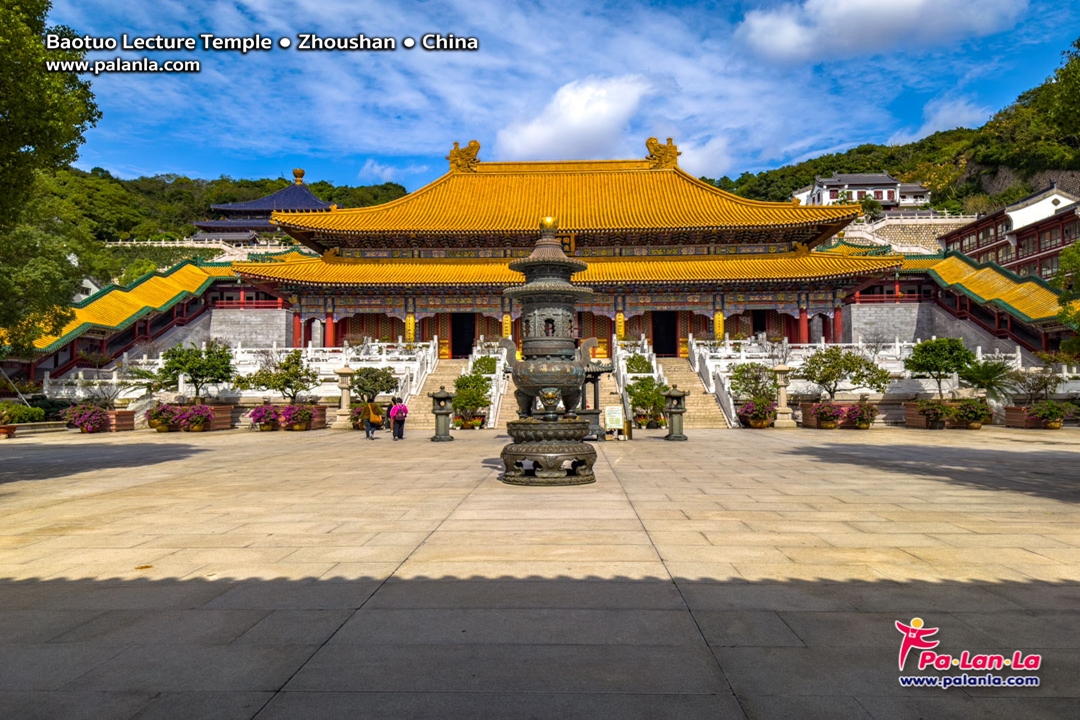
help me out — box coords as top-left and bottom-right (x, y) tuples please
(0, 426), (1078, 718)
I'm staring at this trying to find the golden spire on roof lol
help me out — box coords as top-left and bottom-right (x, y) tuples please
(646, 137), (680, 169)
(293, 168), (305, 185)
(447, 140), (481, 172)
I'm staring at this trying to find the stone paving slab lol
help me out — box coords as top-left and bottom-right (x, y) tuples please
(0, 427), (1078, 717)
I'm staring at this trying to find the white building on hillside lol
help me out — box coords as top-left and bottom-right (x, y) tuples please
(794, 173), (930, 209)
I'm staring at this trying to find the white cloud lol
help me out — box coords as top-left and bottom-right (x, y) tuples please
(358, 159), (429, 182)
(737, 0), (1028, 63)
(494, 75), (655, 160)
(888, 97), (991, 144)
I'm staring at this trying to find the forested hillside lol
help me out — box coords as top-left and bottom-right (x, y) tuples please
(44, 166), (405, 242)
(705, 38), (1080, 215)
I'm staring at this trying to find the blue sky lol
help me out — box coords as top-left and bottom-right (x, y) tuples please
(50, 0), (1079, 191)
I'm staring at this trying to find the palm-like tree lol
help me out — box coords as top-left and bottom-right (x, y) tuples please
(959, 360), (1015, 403)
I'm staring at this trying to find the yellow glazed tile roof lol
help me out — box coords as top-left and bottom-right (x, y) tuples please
(33, 262), (234, 353)
(912, 254), (1062, 323)
(271, 164), (859, 235)
(234, 252), (904, 287)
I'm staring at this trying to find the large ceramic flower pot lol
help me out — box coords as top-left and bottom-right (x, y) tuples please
(186, 424), (205, 433)
(292, 423), (310, 431)
(966, 422), (983, 430)
(819, 421), (838, 430)
(1044, 420), (1063, 430)
(748, 418), (769, 429)
(0, 425), (16, 439)
(855, 422), (871, 430)
(259, 423), (277, 432)
(155, 424), (171, 433)
(147, 419), (161, 429)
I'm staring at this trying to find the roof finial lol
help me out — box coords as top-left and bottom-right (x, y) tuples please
(447, 140), (481, 172)
(646, 137), (680, 169)
(293, 168), (305, 185)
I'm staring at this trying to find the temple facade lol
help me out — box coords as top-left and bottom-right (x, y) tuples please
(236, 139), (903, 358)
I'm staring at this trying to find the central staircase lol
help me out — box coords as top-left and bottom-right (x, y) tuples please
(404, 359), (468, 431)
(658, 359), (729, 429)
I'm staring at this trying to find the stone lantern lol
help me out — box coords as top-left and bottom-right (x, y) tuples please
(772, 364), (796, 428)
(429, 386), (455, 442)
(662, 384), (689, 441)
(331, 362), (355, 430)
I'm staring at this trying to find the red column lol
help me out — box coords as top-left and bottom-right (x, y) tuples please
(1042, 333), (1050, 352)
(337, 318), (348, 344)
(894, 279), (901, 303)
(798, 307), (809, 344)
(239, 289), (246, 308)
(833, 306), (844, 343)
(292, 313), (302, 348)
(303, 320), (312, 347)
(823, 316), (832, 343)
(324, 313), (335, 347)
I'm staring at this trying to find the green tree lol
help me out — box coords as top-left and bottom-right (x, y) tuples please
(451, 371), (492, 417)
(119, 259), (159, 286)
(860, 195), (883, 221)
(1057, 241), (1080, 355)
(0, 0), (100, 231)
(798, 347), (891, 399)
(350, 366), (398, 403)
(903, 338), (975, 399)
(0, 1), (99, 360)
(234, 349), (321, 402)
(959, 359), (1016, 402)
(159, 341), (235, 398)
(625, 376), (669, 419)
(729, 362), (778, 401)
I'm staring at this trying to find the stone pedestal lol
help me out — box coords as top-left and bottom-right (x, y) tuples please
(501, 418), (596, 485)
(331, 364), (355, 430)
(773, 364), (796, 428)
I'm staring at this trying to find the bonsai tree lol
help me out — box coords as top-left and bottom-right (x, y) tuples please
(903, 338), (975, 399)
(236, 349), (321, 402)
(798, 346), (890, 399)
(159, 340), (235, 399)
(958, 359), (1015, 402)
(452, 370), (492, 420)
(350, 366), (399, 403)
(625, 376), (669, 422)
(1006, 366), (1062, 406)
(729, 362), (777, 402)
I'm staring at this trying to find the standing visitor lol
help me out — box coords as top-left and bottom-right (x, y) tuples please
(362, 399), (383, 440)
(390, 397), (409, 440)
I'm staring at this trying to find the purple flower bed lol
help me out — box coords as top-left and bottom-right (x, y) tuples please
(249, 405), (280, 425)
(176, 405), (215, 429)
(61, 403), (110, 432)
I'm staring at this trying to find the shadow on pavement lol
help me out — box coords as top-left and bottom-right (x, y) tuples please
(0, 572), (1075, 719)
(785, 443), (1080, 504)
(0, 443), (207, 484)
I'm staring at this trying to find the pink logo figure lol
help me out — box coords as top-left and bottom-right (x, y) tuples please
(895, 617), (939, 670)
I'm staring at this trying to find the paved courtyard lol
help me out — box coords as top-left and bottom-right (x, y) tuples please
(1, 426), (1079, 719)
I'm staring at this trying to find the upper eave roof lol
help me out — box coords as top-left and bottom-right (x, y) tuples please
(270, 164), (860, 236)
(211, 182), (332, 212)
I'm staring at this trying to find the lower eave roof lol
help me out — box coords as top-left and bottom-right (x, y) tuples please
(233, 253), (903, 288)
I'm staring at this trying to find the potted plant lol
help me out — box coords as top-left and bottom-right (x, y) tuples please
(159, 340), (236, 401)
(917, 399), (950, 429)
(737, 397), (776, 429)
(177, 405), (214, 432)
(61, 403), (110, 433)
(624, 353), (654, 374)
(281, 404), (314, 430)
(1026, 400), (1076, 429)
(625, 376), (669, 428)
(843, 401), (878, 429)
(145, 403), (179, 432)
(349, 405), (367, 430)
(811, 401), (845, 429)
(959, 359), (1015, 403)
(950, 399), (992, 429)
(249, 404), (280, 431)
(1005, 367), (1064, 428)
(235, 349), (322, 403)
(452, 371), (492, 427)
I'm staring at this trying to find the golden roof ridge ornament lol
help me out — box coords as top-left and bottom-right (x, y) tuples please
(293, 168), (305, 185)
(447, 140), (481, 172)
(646, 137), (680, 169)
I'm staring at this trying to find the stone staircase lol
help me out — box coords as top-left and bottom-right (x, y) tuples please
(405, 359), (467, 429)
(658, 359), (730, 429)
